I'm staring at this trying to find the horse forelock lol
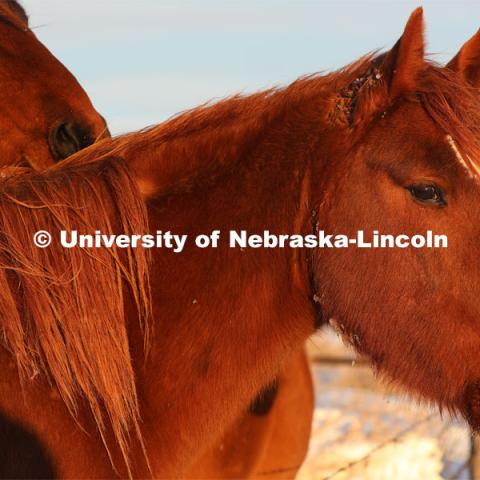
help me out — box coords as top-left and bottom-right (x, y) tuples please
(0, 157), (151, 475)
(418, 66), (480, 181)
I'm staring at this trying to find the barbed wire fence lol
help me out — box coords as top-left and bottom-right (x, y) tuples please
(303, 331), (474, 480)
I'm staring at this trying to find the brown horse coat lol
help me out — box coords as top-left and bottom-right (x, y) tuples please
(0, 2), (313, 477)
(3, 7), (480, 479)
(0, 1), (108, 168)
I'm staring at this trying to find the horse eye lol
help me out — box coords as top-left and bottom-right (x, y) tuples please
(407, 183), (446, 207)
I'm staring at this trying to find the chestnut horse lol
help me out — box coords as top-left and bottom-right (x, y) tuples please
(0, 1), (313, 477)
(0, 1), (312, 477)
(2, 7), (480, 479)
(0, 0), (108, 168)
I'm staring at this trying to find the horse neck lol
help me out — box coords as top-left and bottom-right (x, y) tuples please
(123, 86), (331, 476)
(94, 76), (332, 196)
(124, 79), (336, 346)
(131, 83), (333, 292)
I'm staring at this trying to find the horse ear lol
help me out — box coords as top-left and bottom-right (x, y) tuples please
(331, 8), (425, 127)
(379, 7), (425, 97)
(446, 29), (480, 87)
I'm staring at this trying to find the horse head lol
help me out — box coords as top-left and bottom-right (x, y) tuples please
(314, 8), (480, 429)
(0, 1), (108, 169)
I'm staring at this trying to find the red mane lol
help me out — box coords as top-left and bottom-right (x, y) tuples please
(0, 157), (150, 474)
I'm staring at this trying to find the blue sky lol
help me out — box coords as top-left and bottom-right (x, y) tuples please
(22, 1), (480, 134)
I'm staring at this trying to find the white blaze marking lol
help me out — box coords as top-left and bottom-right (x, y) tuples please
(446, 134), (480, 178)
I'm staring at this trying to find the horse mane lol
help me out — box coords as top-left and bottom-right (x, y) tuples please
(0, 156), (150, 475)
(417, 66), (480, 177)
(68, 55), (480, 201)
(64, 67), (346, 196)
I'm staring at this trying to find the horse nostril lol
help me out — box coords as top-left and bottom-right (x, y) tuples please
(48, 121), (92, 161)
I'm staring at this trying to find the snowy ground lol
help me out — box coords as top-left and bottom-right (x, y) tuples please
(298, 330), (471, 480)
